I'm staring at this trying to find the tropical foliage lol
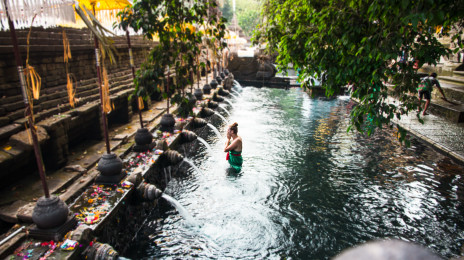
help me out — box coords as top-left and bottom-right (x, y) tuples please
(118, 0), (227, 109)
(254, 0), (464, 144)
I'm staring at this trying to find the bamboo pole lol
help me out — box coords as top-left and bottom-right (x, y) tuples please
(126, 30), (143, 128)
(4, 0), (50, 198)
(166, 66), (170, 114)
(92, 5), (111, 154)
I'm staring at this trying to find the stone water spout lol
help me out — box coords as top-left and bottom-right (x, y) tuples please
(160, 150), (184, 166)
(218, 87), (230, 96)
(199, 107), (215, 118)
(208, 100), (219, 109)
(137, 182), (163, 201)
(223, 75), (235, 91)
(192, 118), (208, 128)
(212, 93), (224, 102)
(180, 130), (198, 144)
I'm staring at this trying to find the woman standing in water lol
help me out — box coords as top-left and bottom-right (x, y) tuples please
(224, 122), (243, 172)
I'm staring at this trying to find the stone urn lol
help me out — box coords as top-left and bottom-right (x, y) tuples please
(216, 76), (223, 85)
(210, 79), (218, 89)
(203, 84), (212, 94)
(160, 113), (176, 132)
(32, 196), (69, 229)
(188, 93), (197, 107)
(97, 153), (123, 176)
(194, 88), (203, 100)
(134, 128), (153, 146)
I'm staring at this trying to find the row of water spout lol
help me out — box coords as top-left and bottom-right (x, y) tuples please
(160, 81), (244, 224)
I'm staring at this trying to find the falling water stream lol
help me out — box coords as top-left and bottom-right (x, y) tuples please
(229, 92), (240, 99)
(222, 98), (235, 108)
(233, 80), (242, 90)
(181, 158), (203, 176)
(218, 105), (232, 117)
(196, 137), (213, 155)
(213, 111), (228, 125)
(231, 89), (242, 97)
(161, 194), (200, 228)
(206, 123), (222, 140)
(126, 87), (464, 259)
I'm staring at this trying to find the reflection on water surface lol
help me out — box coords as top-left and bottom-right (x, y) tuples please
(125, 87), (464, 259)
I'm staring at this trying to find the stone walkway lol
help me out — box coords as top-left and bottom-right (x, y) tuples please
(0, 91), (182, 224)
(395, 112), (464, 163)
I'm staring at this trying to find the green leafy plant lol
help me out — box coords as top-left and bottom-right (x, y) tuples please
(171, 92), (196, 118)
(253, 0), (464, 144)
(118, 0), (227, 113)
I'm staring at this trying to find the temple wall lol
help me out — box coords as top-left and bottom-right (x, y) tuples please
(0, 27), (155, 184)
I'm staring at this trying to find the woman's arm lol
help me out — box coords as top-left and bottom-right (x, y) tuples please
(224, 138), (238, 152)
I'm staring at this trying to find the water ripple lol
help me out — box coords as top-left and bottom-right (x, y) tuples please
(125, 87), (464, 260)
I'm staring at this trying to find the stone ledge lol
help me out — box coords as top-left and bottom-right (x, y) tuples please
(396, 122), (464, 164)
(9, 126), (49, 150)
(439, 75), (464, 85)
(0, 123), (23, 141)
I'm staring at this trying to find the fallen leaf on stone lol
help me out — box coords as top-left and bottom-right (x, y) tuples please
(80, 180), (85, 183)
(83, 151), (87, 155)
(3, 145), (11, 151)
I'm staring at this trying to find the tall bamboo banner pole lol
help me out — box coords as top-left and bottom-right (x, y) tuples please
(166, 66), (170, 114)
(4, 0), (50, 198)
(125, 30), (144, 128)
(92, 4), (111, 154)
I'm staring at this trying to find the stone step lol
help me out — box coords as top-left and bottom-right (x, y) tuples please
(438, 75), (464, 85)
(435, 81), (464, 104)
(78, 78), (97, 86)
(428, 98), (464, 123)
(454, 71), (464, 77)
(0, 69), (135, 140)
(428, 80), (464, 122)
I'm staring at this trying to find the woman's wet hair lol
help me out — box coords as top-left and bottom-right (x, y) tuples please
(229, 122), (238, 134)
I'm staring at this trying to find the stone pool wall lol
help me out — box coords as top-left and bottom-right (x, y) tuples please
(0, 27), (155, 185)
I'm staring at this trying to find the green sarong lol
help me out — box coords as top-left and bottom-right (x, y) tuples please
(227, 150), (243, 172)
